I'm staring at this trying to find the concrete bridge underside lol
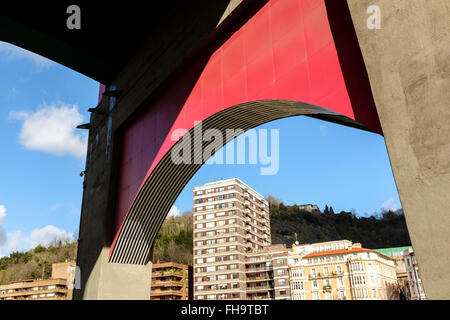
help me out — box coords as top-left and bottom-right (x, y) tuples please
(1, 0), (448, 299)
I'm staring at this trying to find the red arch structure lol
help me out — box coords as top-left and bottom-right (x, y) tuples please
(109, 0), (382, 264)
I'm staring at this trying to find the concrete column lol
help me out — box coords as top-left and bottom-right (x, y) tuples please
(347, 0), (450, 299)
(74, 0), (251, 299)
(79, 248), (152, 300)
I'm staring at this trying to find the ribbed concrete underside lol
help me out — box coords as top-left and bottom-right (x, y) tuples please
(109, 100), (368, 264)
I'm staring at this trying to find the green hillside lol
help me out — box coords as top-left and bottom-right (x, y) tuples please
(0, 240), (77, 285)
(268, 197), (411, 249)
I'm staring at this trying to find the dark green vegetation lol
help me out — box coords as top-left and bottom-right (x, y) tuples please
(267, 196), (411, 249)
(0, 241), (77, 285)
(152, 212), (193, 266)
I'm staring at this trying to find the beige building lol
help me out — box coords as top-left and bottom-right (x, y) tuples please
(0, 261), (76, 300)
(193, 178), (271, 300)
(288, 240), (398, 300)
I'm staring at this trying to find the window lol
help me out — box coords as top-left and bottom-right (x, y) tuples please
(312, 292), (320, 300)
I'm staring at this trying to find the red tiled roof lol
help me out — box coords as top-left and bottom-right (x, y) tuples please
(303, 247), (374, 259)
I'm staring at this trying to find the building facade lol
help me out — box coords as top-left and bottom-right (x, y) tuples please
(403, 248), (426, 300)
(245, 244), (291, 300)
(288, 240), (398, 300)
(150, 262), (192, 300)
(374, 246), (413, 299)
(193, 178), (270, 300)
(0, 261), (76, 300)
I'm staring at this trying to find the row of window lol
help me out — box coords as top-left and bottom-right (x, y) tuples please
(307, 255), (345, 264)
(196, 292), (240, 300)
(195, 236), (238, 247)
(194, 193), (236, 204)
(195, 246), (241, 256)
(195, 218), (236, 230)
(195, 260), (241, 273)
(194, 185), (235, 196)
(195, 273), (241, 282)
(194, 227), (238, 238)
(194, 201), (236, 212)
(196, 282), (240, 291)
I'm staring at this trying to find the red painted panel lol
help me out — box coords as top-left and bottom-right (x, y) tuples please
(111, 0), (381, 251)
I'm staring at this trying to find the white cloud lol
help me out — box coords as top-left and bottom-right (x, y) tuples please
(0, 41), (55, 71)
(0, 226), (74, 257)
(0, 204), (74, 256)
(167, 205), (180, 218)
(319, 124), (328, 136)
(0, 205), (7, 246)
(381, 197), (399, 212)
(29, 225), (73, 247)
(9, 101), (88, 158)
(50, 203), (62, 211)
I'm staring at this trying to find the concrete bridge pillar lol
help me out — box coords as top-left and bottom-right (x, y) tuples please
(347, 0), (450, 299)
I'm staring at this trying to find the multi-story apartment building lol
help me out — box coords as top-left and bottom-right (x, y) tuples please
(403, 248), (426, 300)
(150, 262), (192, 300)
(288, 240), (398, 300)
(245, 244), (290, 300)
(0, 261), (76, 300)
(193, 178), (270, 300)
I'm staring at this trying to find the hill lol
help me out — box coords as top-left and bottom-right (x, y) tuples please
(0, 240), (77, 285)
(268, 198), (411, 249)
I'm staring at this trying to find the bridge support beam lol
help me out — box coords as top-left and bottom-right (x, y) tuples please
(73, 0), (249, 299)
(348, 0), (450, 299)
(80, 248), (152, 300)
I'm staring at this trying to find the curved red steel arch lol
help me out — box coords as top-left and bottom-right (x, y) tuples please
(109, 0), (382, 263)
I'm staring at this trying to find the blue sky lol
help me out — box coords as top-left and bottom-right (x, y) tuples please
(0, 41), (401, 256)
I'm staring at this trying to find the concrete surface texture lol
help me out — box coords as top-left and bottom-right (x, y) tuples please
(347, 0), (450, 299)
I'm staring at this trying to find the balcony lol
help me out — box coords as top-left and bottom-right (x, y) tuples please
(323, 285), (332, 292)
(245, 266), (273, 273)
(246, 275), (272, 282)
(246, 284), (275, 292)
(309, 272), (341, 280)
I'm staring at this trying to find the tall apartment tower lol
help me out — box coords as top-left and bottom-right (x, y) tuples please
(193, 178), (270, 300)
